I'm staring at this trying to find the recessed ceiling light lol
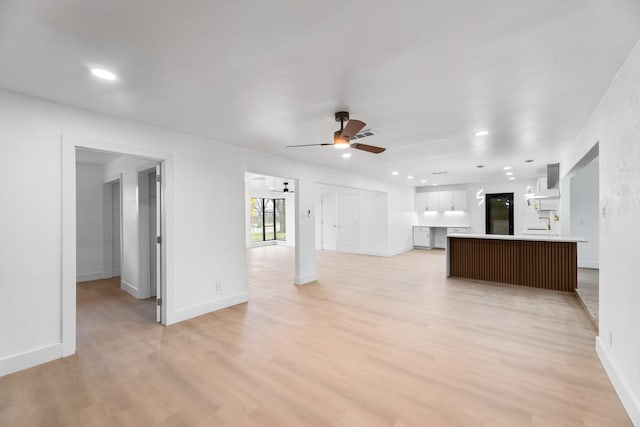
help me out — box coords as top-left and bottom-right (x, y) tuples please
(503, 166), (512, 170)
(525, 159), (534, 163)
(505, 172), (513, 176)
(508, 177), (516, 180)
(407, 176), (414, 179)
(432, 183), (438, 186)
(420, 179), (426, 183)
(474, 130), (489, 136)
(90, 68), (118, 81)
(341, 153), (351, 158)
(391, 171), (399, 176)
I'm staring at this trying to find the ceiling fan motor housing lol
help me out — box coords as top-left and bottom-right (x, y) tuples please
(335, 111), (350, 123)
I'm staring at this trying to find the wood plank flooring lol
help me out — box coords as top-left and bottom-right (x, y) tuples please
(0, 247), (630, 426)
(576, 268), (599, 329)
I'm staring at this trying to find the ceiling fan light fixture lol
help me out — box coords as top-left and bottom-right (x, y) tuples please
(333, 131), (350, 149)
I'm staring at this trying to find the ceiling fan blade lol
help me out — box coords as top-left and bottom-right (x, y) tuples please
(286, 143), (333, 148)
(351, 143), (386, 154)
(341, 120), (366, 140)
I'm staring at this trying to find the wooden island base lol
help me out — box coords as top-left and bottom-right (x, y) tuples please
(447, 235), (583, 292)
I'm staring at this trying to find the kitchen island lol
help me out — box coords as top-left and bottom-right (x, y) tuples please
(446, 234), (587, 292)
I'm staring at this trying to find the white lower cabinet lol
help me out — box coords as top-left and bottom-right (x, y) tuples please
(413, 226), (432, 248)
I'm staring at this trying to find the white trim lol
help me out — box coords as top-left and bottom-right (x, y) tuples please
(169, 292), (249, 324)
(76, 272), (105, 282)
(294, 273), (318, 285)
(61, 138), (76, 357)
(596, 337), (640, 426)
(0, 343), (62, 377)
(121, 280), (138, 298)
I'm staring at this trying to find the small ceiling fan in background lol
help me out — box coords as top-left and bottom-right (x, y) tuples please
(286, 112), (386, 154)
(272, 182), (295, 193)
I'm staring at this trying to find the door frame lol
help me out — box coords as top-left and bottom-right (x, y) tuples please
(485, 192), (514, 235)
(62, 135), (173, 357)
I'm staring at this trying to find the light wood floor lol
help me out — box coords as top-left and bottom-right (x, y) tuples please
(577, 268), (599, 329)
(0, 247), (629, 426)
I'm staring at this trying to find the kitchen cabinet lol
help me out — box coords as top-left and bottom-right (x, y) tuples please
(426, 192), (440, 211)
(438, 191), (452, 211)
(452, 190), (467, 211)
(413, 226), (432, 248)
(415, 190), (468, 213)
(415, 192), (427, 212)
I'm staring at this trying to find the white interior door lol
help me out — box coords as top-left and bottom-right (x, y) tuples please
(155, 165), (162, 323)
(321, 195), (337, 251)
(336, 194), (359, 253)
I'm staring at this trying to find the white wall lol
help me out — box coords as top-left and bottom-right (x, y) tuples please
(76, 163), (105, 281)
(241, 149), (415, 280)
(561, 40), (640, 425)
(570, 159), (599, 268)
(416, 180), (545, 234)
(0, 89), (416, 375)
(0, 90), (249, 375)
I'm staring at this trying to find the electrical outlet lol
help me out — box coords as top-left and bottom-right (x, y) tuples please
(608, 329), (613, 347)
(216, 282), (222, 291)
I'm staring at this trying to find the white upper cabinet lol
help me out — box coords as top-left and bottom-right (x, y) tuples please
(452, 190), (467, 211)
(438, 191), (453, 211)
(415, 190), (468, 212)
(426, 192), (440, 211)
(415, 192), (427, 212)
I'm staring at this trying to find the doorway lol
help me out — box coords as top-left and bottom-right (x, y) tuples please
(75, 148), (163, 326)
(485, 193), (514, 235)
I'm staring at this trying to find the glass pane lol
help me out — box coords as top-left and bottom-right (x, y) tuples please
(275, 199), (286, 241)
(250, 198), (264, 242)
(264, 199), (275, 240)
(487, 195), (512, 235)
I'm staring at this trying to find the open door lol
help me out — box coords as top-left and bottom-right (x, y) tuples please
(155, 164), (162, 322)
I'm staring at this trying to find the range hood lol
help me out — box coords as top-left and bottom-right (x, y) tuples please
(526, 163), (560, 201)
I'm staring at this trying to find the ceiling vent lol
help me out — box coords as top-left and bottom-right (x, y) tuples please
(350, 129), (376, 140)
(432, 171), (448, 175)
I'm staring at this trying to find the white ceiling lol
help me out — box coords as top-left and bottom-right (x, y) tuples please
(2, 1), (639, 186)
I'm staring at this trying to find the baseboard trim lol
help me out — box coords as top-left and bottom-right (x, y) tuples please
(385, 246), (414, 257)
(121, 280), (138, 298)
(596, 337), (640, 426)
(169, 292), (249, 325)
(294, 273), (318, 285)
(76, 271), (105, 282)
(0, 343), (63, 377)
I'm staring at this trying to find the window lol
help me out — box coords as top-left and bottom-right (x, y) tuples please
(250, 197), (286, 242)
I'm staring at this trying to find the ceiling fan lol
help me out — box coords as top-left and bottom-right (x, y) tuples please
(286, 112), (386, 154)
(272, 182), (295, 193)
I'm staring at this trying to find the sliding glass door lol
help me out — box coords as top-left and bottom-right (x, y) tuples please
(250, 197), (286, 242)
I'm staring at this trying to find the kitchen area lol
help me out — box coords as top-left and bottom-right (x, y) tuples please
(412, 163), (598, 327)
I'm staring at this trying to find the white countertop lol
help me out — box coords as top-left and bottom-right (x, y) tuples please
(447, 233), (587, 243)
